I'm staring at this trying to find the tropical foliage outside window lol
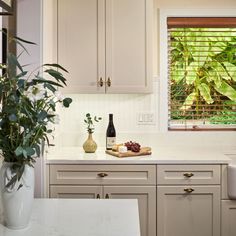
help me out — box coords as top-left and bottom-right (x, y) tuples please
(169, 27), (236, 130)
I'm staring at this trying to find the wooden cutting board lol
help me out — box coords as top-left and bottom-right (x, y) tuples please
(106, 147), (151, 158)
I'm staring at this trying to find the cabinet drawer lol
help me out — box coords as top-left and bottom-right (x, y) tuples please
(157, 165), (220, 185)
(50, 164), (156, 185)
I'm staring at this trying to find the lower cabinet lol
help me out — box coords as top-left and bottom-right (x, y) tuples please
(221, 200), (236, 236)
(48, 163), (223, 236)
(50, 185), (156, 236)
(157, 186), (221, 236)
(104, 186), (156, 236)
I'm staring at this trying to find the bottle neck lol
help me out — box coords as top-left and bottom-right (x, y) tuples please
(109, 114), (113, 123)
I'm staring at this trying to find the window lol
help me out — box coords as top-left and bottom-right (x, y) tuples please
(168, 17), (236, 131)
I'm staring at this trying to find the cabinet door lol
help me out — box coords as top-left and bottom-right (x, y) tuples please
(157, 186), (220, 236)
(105, 0), (153, 93)
(104, 186), (156, 236)
(50, 185), (102, 199)
(57, 0), (105, 93)
(222, 200), (236, 236)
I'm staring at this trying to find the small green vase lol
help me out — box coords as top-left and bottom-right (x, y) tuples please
(83, 133), (97, 153)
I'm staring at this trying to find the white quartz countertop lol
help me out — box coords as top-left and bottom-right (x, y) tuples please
(45, 146), (235, 164)
(0, 199), (140, 236)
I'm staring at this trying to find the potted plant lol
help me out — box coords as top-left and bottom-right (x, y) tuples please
(83, 113), (102, 153)
(0, 36), (72, 229)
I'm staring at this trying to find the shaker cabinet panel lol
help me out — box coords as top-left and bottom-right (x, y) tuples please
(57, 0), (105, 93)
(50, 185), (102, 199)
(157, 164), (220, 185)
(49, 164), (156, 185)
(157, 186), (221, 236)
(105, 0), (152, 93)
(104, 186), (156, 236)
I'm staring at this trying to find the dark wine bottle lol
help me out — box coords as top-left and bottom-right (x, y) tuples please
(106, 114), (116, 150)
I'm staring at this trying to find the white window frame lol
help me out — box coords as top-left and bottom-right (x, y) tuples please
(159, 9), (236, 132)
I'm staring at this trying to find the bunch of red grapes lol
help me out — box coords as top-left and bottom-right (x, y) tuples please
(124, 141), (141, 152)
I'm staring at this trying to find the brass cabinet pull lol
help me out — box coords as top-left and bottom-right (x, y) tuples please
(96, 194), (100, 199)
(184, 188), (194, 193)
(106, 77), (111, 87)
(183, 173), (194, 178)
(97, 172), (108, 178)
(105, 193), (110, 199)
(98, 77), (104, 87)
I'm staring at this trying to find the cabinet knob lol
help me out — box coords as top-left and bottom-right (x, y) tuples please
(105, 193), (110, 199)
(96, 194), (100, 199)
(98, 77), (104, 87)
(106, 77), (111, 87)
(97, 172), (108, 178)
(184, 188), (194, 193)
(183, 173), (194, 178)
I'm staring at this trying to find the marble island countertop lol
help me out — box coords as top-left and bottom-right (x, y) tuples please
(45, 146), (236, 165)
(0, 199), (140, 236)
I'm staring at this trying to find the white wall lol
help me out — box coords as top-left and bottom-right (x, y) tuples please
(17, 0), (43, 197)
(54, 0), (236, 149)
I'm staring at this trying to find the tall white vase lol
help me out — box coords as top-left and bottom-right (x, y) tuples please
(0, 162), (34, 229)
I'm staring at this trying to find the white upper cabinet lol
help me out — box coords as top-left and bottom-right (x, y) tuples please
(105, 0), (153, 93)
(44, 0), (153, 94)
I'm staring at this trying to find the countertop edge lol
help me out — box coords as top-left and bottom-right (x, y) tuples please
(45, 159), (230, 165)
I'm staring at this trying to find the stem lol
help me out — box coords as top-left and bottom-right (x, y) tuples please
(30, 126), (42, 147)
(26, 65), (42, 81)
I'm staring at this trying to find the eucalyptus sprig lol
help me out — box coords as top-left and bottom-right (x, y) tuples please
(84, 113), (102, 134)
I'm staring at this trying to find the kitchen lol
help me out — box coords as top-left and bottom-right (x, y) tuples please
(1, 0), (236, 235)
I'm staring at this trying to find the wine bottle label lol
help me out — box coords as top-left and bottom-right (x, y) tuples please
(106, 137), (116, 149)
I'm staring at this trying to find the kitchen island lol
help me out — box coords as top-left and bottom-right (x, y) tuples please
(0, 199), (140, 236)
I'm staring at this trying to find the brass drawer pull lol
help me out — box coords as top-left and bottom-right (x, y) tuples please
(105, 193), (109, 199)
(106, 77), (111, 87)
(184, 188), (194, 193)
(98, 77), (104, 87)
(97, 173), (108, 178)
(96, 194), (100, 199)
(183, 173), (194, 178)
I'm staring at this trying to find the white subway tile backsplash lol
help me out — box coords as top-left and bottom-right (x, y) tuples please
(53, 80), (236, 148)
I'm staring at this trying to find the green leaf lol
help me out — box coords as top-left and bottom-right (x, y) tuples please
(37, 111), (48, 121)
(215, 81), (236, 102)
(34, 77), (64, 88)
(25, 147), (35, 156)
(18, 79), (26, 88)
(207, 70), (222, 88)
(15, 146), (24, 156)
(63, 98), (72, 107)
(44, 69), (67, 85)
(43, 63), (68, 73)
(180, 92), (196, 111)
(44, 83), (57, 92)
(8, 53), (23, 73)
(23, 150), (28, 158)
(33, 144), (41, 157)
(13, 36), (36, 45)
(198, 83), (214, 104)
(223, 62), (236, 81)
